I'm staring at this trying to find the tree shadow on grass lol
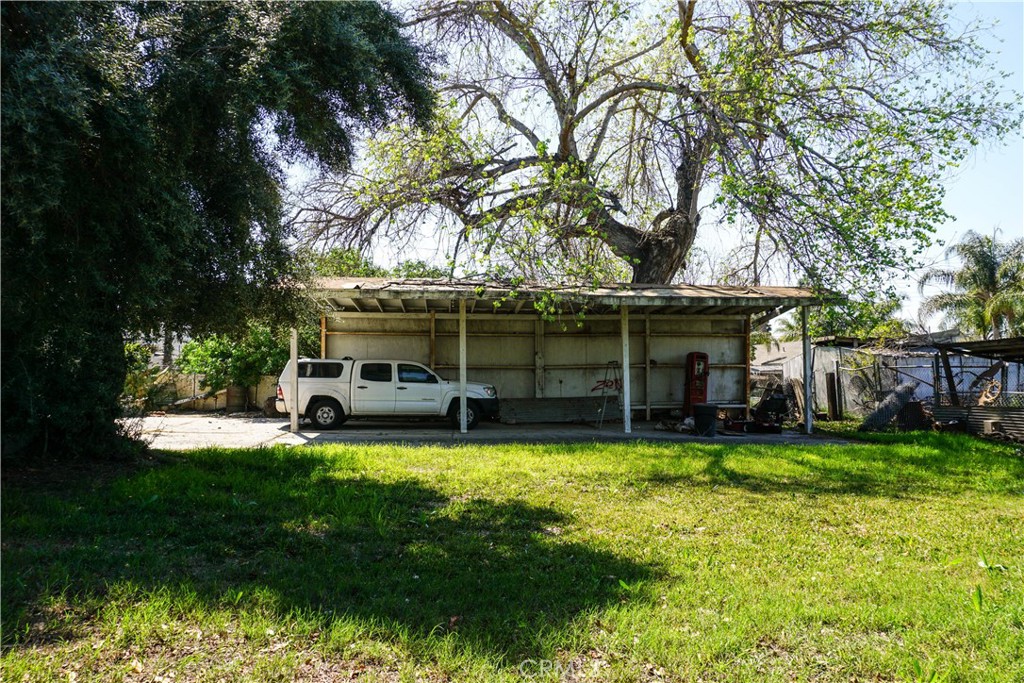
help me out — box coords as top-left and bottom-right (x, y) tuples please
(1, 447), (653, 664)
(638, 432), (1024, 498)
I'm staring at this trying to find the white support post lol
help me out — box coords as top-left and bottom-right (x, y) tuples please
(459, 299), (468, 434)
(289, 327), (299, 433)
(801, 305), (813, 434)
(621, 305), (632, 434)
(534, 319), (545, 398)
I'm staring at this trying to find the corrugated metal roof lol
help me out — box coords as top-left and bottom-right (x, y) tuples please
(934, 337), (1024, 363)
(308, 277), (825, 318)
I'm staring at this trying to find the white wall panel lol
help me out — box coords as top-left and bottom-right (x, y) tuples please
(324, 314), (749, 408)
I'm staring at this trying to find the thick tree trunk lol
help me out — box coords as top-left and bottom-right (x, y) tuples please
(162, 326), (174, 368)
(629, 210), (699, 284)
(627, 143), (705, 284)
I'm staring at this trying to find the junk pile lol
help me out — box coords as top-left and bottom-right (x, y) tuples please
(724, 383), (788, 434)
(857, 381), (920, 431)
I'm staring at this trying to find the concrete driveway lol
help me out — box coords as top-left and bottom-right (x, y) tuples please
(138, 412), (848, 450)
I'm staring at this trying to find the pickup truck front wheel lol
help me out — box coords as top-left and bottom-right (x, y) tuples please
(448, 399), (481, 430)
(309, 399), (346, 430)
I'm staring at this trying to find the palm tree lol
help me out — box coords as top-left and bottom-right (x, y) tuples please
(919, 231), (1024, 339)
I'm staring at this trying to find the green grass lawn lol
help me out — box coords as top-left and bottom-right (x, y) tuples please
(3, 432), (1022, 682)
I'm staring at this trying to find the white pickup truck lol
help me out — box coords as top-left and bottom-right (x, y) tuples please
(276, 358), (499, 430)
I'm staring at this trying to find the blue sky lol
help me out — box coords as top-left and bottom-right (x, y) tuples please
(906, 0), (1023, 327)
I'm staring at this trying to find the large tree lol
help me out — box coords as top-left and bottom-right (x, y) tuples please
(1, 1), (433, 458)
(294, 0), (1019, 288)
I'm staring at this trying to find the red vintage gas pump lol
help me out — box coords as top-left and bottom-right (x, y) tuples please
(683, 351), (709, 416)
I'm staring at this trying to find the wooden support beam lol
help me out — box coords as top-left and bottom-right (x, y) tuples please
(752, 307), (786, 328)
(825, 372), (839, 420)
(534, 319), (545, 398)
(320, 316), (326, 359)
(940, 349), (960, 407)
(744, 316), (751, 419)
(834, 358), (844, 420)
(429, 312), (436, 370)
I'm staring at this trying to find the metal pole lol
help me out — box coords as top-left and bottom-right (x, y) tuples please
(459, 299), (467, 434)
(290, 327), (299, 433)
(801, 306), (813, 434)
(621, 305), (632, 434)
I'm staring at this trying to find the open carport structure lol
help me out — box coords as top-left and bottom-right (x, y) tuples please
(291, 278), (823, 434)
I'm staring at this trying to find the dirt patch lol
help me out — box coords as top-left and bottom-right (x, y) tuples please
(15, 626), (418, 683)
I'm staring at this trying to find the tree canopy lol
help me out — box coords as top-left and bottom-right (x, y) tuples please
(774, 293), (911, 342)
(1, 1), (433, 458)
(919, 230), (1024, 339)
(174, 248), (446, 398)
(294, 0), (1020, 289)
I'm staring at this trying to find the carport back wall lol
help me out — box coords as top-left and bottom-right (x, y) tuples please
(309, 278), (824, 422)
(324, 313), (748, 411)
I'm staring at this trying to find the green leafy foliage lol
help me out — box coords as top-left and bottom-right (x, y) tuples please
(296, 1), (1020, 291)
(178, 248), (446, 395)
(971, 584), (984, 613)
(177, 337), (238, 395)
(775, 291), (911, 342)
(122, 342), (163, 412)
(1, 2), (433, 459)
(919, 230), (1024, 339)
(177, 324), (317, 394)
(294, 247), (448, 280)
(906, 659), (948, 683)
(296, 247), (390, 279)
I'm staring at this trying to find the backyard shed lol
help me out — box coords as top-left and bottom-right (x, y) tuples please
(297, 278), (822, 433)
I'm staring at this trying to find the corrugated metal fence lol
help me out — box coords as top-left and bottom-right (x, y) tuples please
(786, 346), (1023, 417)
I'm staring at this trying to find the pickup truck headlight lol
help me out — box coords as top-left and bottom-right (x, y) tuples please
(484, 386), (497, 398)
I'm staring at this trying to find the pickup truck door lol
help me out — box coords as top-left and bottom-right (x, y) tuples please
(396, 363), (443, 414)
(351, 362), (396, 414)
